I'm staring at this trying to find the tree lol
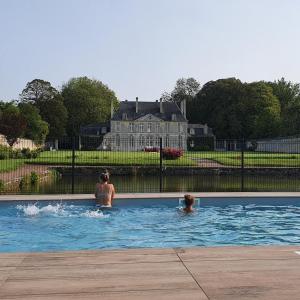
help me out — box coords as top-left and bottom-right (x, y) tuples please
(0, 102), (27, 146)
(61, 77), (119, 135)
(38, 94), (68, 138)
(20, 79), (68, 138)
(189, 78), (281, 139)
(18, 103), (49, 144)
(161, 78), (200, 103)
(245, 82), (281, 138)
(266, 78), (300, 136)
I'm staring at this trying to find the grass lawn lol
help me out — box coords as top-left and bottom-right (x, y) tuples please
(25, 151), (198, 166)
(0, 159), (24, 173)
(187, 151), (300, 167)
(1, 151), (300, 173)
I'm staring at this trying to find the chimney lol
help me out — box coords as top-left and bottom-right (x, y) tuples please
(160, 97), (163, 113)
(136, 97), (138, 113)
(111, 100), (114, 118)
(204, 124), (208, 135)
(180, 99), (186, 118)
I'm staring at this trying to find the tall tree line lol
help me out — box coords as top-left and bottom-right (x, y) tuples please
(164, 77), (300, 139)
(0, 77), (119, 145)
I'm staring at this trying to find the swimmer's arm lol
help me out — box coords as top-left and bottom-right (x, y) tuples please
(94, 183), (99, 198)
(111, 185), (115, 203)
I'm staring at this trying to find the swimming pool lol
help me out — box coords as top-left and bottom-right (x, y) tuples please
(0, 196), (299, 252)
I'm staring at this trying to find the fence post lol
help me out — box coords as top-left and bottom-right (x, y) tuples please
(71, 135), (76, 194)
(159, 137), (163, 193)
(241, 138), (245, 192)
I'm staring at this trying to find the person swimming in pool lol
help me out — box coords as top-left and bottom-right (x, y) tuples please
(95, 172), (115, 207)
(183, 194), (195, 213)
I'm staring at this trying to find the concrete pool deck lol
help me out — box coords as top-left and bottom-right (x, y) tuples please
(0, 246), (299, 299)
(1, 191), (300, 201)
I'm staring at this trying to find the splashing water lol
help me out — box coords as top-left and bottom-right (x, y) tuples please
(16, 203), (109, 219)
(17, 203), (66, 216)
(81, 210), (108, 218)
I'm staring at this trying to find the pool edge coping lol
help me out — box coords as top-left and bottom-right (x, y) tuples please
(1, 192), (300, 202)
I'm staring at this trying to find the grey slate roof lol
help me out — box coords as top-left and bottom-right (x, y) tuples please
(111, 101), (187, 122)
(80, 122), (110, 136)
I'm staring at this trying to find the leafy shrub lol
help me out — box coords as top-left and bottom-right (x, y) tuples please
(19, 175), (31, 189)
(0, 180), (4, 192)
(30, 172), (39, 184)
(0, 145), (10, 159)
(21, 148), (32, 158)
(0, 152), (9, 160)
(162, 148), (183, 160)
(196, 145), (211, 151)
(13, 149), (23, 159)
(31, 150), (39, 159)
(144, 147), (159, 152)
(51, 169), (62, 179)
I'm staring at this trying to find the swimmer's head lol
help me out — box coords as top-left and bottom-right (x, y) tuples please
(184, 194), (195, 208)
(100, 172), (109, 182)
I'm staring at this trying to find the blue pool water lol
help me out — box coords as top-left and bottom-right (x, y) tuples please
(0, 200), (299, 252)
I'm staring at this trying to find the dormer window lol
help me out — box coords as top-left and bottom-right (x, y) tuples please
(172, 114), (176, 121)
(122, 113), (127, 120)
(190, 128), (195, 135)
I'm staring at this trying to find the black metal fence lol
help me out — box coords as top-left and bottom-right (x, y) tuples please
(0, 136), (300, 194)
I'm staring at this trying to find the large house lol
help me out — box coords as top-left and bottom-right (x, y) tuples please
(80, 98), (214, 151)
(104, 98), (187, 150)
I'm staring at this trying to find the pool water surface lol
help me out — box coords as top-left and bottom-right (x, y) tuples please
(0, 200), (299, 252)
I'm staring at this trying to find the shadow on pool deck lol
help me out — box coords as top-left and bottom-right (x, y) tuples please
(0, 245), (299, 300)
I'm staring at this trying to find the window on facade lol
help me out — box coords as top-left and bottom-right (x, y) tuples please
(146, 135), (153, 147)
(116, 134), (120, 147)
(139, 123), (144, 132)
(155, 136), (160, 146)
(179, 135), (182, 148)
(160, 123), (164, 133)
(156, 123), (160, 133)
(139, 136), (145, 147)
(129, 135), (135, 148)
(190, 128), (195, 135)
(180, 124), (185, 133)
(129, 123), (134, 132)
(165, 135), (169, 147)
(166, 123), (170, 132)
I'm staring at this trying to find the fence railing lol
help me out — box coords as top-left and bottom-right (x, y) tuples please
(0, 136), (300, 194)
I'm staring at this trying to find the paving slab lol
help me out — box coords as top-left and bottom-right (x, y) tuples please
(20, 251), (179, 267)
(0, 246), (299, 300)
(0, 288), (208, 300)
(176, 245), (300, 261)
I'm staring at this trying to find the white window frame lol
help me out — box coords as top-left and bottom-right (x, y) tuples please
(129, 122), (134, 132)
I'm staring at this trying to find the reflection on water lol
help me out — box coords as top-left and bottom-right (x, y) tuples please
(20, 174), (300, 194)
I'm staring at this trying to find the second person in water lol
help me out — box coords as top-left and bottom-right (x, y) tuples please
(95, 172), (115, 207)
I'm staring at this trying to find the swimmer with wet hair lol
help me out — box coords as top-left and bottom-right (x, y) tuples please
(183, 194), (195, 213)
(95, 171), (115, 207)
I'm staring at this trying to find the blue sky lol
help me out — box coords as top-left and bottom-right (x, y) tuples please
(1, 0), (300, 101)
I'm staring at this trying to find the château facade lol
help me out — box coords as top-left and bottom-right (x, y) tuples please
(103, 98), (188, 150)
